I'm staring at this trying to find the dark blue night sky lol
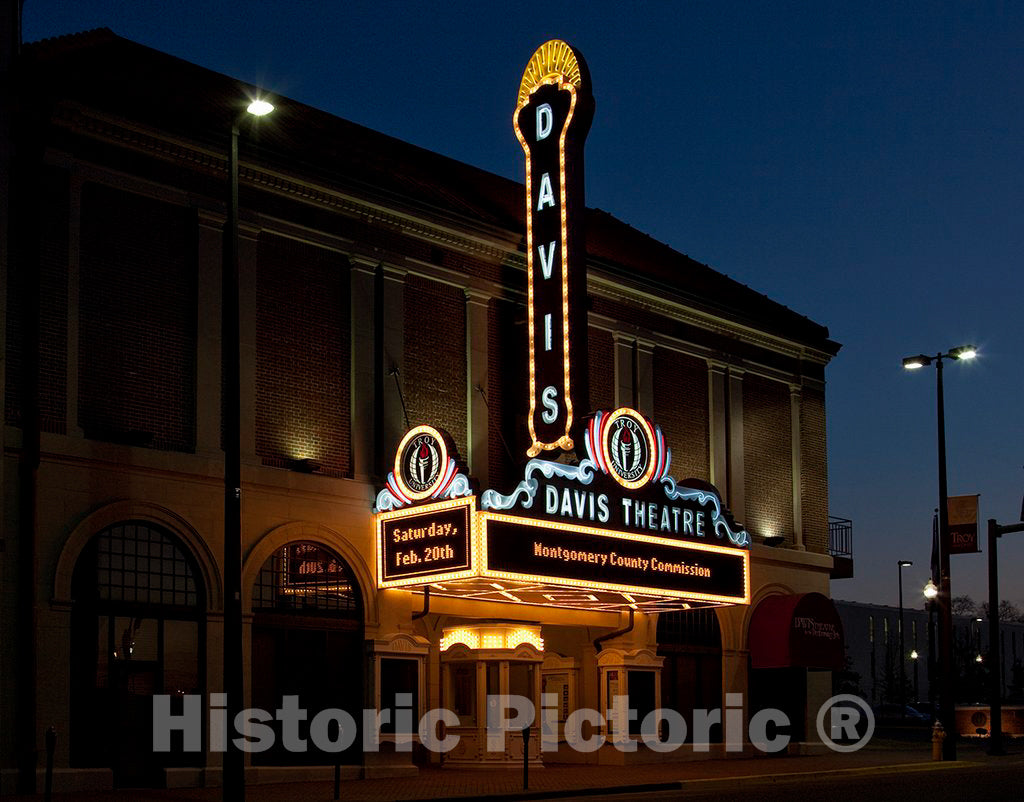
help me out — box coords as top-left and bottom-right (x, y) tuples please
(23, 1), (1024, 611)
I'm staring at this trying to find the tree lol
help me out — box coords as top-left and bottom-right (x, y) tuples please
(952, 595), (977, 616)
(980, 600), (1024, 623)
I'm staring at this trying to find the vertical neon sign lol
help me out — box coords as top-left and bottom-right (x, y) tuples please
(514, 40), (594, 457)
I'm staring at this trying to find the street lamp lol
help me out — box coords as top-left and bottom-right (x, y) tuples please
(224, 95), (274, 802)
(923, 579), (938, 713)
(903, 344), (977, 760)
(897, 560), (913, 712)
(910, 649), (920, 703)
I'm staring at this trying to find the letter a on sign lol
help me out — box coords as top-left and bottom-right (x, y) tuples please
(513, 40), (594, 457)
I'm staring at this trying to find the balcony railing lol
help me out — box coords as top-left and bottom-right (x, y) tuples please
(828, 516), (853, 558)
(828, 516), (854, 579)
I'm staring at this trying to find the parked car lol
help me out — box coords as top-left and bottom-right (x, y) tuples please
(872, 703), (931, 725)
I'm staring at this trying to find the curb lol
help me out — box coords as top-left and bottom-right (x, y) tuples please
(676, 759), (974, 790)
(422, 759), (975, 802)
(421, 781), (683, 802)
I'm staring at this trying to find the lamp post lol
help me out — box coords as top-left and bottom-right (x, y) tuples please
(903, 344), (977, 760)
(897, 560), (913, 711)
(923, 579), (938, 712)
(224, 97), (273, 802)
(910, 649), (920, 703)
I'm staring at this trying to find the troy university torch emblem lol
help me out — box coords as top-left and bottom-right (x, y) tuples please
(514, 40), (594, 457)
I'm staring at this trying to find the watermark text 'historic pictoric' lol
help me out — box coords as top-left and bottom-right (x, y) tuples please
(152, 693), (874, 755)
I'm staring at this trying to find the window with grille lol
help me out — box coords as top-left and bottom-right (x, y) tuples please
(252, 542), (360, 615)
(657, 607), (721, 648)
(90, 521), (200, 608)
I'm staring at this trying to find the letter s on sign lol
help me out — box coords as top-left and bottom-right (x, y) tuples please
(541, 386), (558, 424)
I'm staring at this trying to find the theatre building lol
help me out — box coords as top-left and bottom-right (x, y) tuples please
(1, 29), (847, 792)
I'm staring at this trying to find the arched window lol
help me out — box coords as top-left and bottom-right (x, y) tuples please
(84, 521), (201, 608)
(250, 541), (363, 766)
(252, 541), (361, 616)
(71, 521), (205, 786)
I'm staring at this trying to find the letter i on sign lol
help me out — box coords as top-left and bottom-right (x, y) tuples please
(513, 40), (593, 457)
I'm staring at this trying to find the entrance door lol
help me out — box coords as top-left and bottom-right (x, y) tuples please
(251, 542), (364, 765)
(657, 608), (723, 742)
(749, 666), (806, 742)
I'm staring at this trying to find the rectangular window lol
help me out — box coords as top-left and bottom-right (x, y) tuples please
(509, 663), (534, 702)
(380, 658), (418, 734)
(627, 671), (656, 736)
(451, 663), (476, 725)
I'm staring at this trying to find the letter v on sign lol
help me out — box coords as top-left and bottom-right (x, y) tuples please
(538, 241), (556, 280)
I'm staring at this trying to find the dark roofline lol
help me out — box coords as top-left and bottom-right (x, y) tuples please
(23, 28), (840, 355)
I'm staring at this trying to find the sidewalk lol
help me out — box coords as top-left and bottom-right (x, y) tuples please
(15, 737), (1022, 801)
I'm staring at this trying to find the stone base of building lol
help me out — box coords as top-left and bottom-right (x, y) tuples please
(1, 768), (113, 795)
(0, 760), (419, 794)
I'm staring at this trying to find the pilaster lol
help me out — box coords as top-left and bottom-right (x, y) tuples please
(708, 362), (728, 497)
(380, 266), (406, 468)
(726, 368), (745, 522)
(790, 384), (804, 550)
(465, 288), (491, 488)
(64, 173), (84, 437)
(195, 210), (224, 456)
(237, 224), (259, 464)
(349, 260), (377, 480)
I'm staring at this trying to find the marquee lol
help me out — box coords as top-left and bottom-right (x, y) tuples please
(372, 41), (750, 612)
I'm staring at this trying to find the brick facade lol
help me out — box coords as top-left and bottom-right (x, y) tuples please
(4, 166), (69, 432)
(255, 232), (351, 477)
(402, 274), (467, 458)
(588, 327), (614, 413)
(487, 297), (527, 490)
(77, 182), (197, 452)
(801, 387), (829, 553)
(742, 373), (794, 543)
(653, 347), (709, 482)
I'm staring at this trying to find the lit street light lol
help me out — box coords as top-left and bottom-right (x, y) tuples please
(923, 579), (938, 713)
(910, 649), (920, 703)
(903, 344), (977, 760)
(224, 95), (274, 802)
(897, 560), (913, 713)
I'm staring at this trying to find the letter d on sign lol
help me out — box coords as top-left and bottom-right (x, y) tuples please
(536, 103), (553, 140)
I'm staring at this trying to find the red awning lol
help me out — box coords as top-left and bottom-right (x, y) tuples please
(749, 592), (844, 670)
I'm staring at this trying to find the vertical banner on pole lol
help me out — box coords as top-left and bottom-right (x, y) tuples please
(947, 495), (980, 555)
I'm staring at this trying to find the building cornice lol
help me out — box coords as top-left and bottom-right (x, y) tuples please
(53, 103), (837, 368)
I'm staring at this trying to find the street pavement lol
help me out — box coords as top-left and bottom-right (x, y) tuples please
(10, 735), (1023, 801)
